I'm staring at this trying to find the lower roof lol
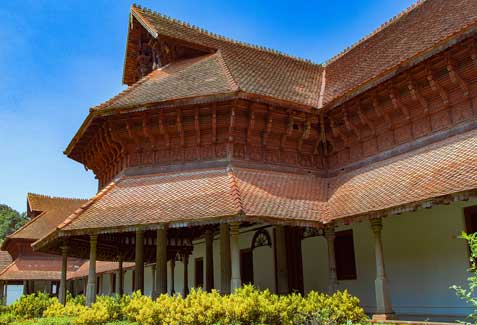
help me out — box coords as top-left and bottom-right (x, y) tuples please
(0, 256), (84, 281)
(34, 128), (477, 250)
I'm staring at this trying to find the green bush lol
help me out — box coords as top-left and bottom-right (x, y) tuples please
(0, 312), (15, 325)
(11, 292), (53, 319)
(13, 285), (366, 324)
(452, 232), (477, 324)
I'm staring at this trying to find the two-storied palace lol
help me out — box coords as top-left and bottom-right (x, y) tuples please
(5, 0), (477, 321)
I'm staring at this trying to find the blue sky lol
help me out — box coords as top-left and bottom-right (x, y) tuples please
(0, 0), (415, 212)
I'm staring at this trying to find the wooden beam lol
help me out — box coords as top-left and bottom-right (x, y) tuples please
(158, 111), (170, 148)
(262, 106), (274, 146)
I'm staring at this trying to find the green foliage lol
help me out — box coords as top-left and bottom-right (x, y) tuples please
(452, 232), (477, 324)
(11, 292), (53, 319)
(0, 204), (27, 243)
(0, 312), (15, 325)
(16, 286), (366, 324)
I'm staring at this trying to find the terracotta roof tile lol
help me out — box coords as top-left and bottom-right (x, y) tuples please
(0, 251), (12, 273)
(68, 261), (135, 280)
(0, 256), (84, 281)
(324, 0), (477, 105)
(9, 195), (87, 241)
(95, 53), (237, 112)
(119, 5), (324, 108)
(58, 167), (329, 234)
(327, 129), (477, 220)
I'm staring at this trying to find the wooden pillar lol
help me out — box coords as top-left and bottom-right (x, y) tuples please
(0, 281), (4, 305)
(117, 255), (124, 296)
(205, 229), (214, 292)
(23, 280), (27, 295)
(135, 230), (145, 294)
(151, 264), (156, 297)
(153, 227), (167, 298)
(59, 245), (68, 305)
(220, 224), (231, 294)
(3, 283), (7, 306)
(274, 225), (289, 294)
(86, 234), (97, 306)
(230, 223), (241, 291)
(370, 218), (394, 320)
(324, 226), (338, 294)
(170, 259), (175, 294)
(183, 253), (189, 296)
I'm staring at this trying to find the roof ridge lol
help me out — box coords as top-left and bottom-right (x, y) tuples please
(324, 0), (428, 66)
(226, 167), (244, 215)
(27, 192), (87, 202)
(131, 4), (320, 66)
(215, 50), (240, 91)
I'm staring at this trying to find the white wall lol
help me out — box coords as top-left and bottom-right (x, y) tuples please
(303, 200), (477, 317)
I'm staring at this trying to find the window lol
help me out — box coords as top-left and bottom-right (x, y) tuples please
(465, 206), (477, 233)
(334, 230), (357, 280)
(195, 258), (204, 288)
(240, 249), (254, 285)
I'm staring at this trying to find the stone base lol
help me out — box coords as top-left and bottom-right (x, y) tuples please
(372, 313), (396, 321)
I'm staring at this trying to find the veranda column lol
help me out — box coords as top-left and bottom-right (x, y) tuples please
(324, 226), (338, 294)
(153, 227), (167, 298)
(151, 264), (156, 296)
(0, 281), (4, 305)
(230, 223), (241, 291)
(59, 245), (68, 305)
(183, 253), (189, 296)
(370, 217), (394, 319)
(3, 283), (7, 306)
(117, 255), (124, 296)
(205, 229), (214, 292)
(274, 225), (289, 294)
(135, 230), (145, 294)
(220, 224), (231, 294)
(86, 234), (97, 306)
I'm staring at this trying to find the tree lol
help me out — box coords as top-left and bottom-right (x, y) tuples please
(0, 204), (28, 244)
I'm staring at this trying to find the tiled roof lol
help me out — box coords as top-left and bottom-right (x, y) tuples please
(94, 53), (237, 112)
(9, 195), (87, 241)
(0, 251), (12, 273)
(116, 5), (324, 109)
(327, 129), (477, 221)
(0, 256), (84, 281)
(56, 167), (328, 233)
(68, 261), (135, 280)
(324, 0), (477, 105)
(38, 129), (477, 238)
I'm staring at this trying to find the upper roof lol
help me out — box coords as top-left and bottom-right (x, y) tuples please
(94, 53), (237, 112)
(323, 0), (477, 106)
(0, 251), (12, 273)
(7, 194), (87, 242)
(119, 4), (324, 109)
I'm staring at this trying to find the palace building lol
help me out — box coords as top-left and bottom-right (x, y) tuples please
(25, 0), (477, 321)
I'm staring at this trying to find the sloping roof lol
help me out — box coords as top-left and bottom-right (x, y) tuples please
(119, 5), (324, 109)
(34, 129), (477, 244)
(0, 256), (84, 281)
(323, 0), (477, 106)
(8, 195), (87, 241)
(68, 261), (135, 280)
(53, 167), (328, 234)
(0, 251), (12, 273)
(327, 129), (477, 221)
(94, 53), (237, 112)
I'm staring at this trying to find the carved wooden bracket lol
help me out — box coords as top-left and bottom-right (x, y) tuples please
(158, 110), (170, 148)
(176, 108), (184, 147)
(426, 63), (449, 106)
(194, 108), (201, 145)
(406, 73), (429, 113)
(446, 54), (469, 97)
(372, 93), (392, 129)
(262, 107), (274, 146)
(389, 87), (410, 120)
(229, 107), (236, 142)
(330, 117), (348, 147)
(343, 111), (360, 140)
(212, 105), (217, 143)
(247, 109), (255, 143)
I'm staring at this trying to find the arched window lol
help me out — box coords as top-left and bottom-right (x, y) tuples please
(251, 229), (272, 250)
